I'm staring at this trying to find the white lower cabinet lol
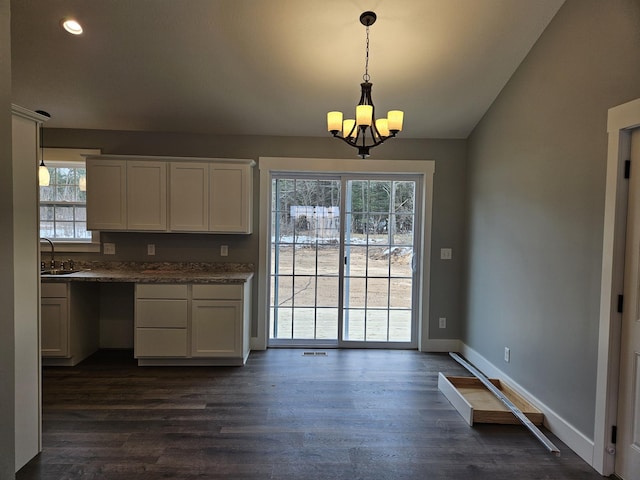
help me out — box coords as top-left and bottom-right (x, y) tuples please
(41, 282), (99, 366)
(41, 292), (69, 357)
(135, 284), (188, 357)
(135, 282), (251, 365)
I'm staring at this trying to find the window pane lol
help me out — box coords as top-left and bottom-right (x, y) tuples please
(75, 222), (91, 239)
(40, 205), (54, 220)
(56, 168), (75, 185)
(55, 222), (75, 238)
(394, 181), (415, 212)
(75, 206), (86, 221)
(55, 185), (76, 202)
(55, 206), (74, 221)
(41, 222), (54, 237)
(40, 186), (54, 201)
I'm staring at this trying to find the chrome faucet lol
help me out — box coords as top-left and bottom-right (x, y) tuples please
(40, 237), (55, 269)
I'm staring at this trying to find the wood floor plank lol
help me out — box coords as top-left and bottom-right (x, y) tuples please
(17, 349), (605, 479)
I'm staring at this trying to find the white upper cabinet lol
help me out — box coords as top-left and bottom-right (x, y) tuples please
(210, 163), (253, 234)
(169, 162), (209, 232)
(86, 159), (127, 230)
(127, 161), (167, 231)
(85, 156), (254, 234)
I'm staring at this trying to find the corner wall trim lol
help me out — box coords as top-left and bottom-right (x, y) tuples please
(459, 343), (595, 466)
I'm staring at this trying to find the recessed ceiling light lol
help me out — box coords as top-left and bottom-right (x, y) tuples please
(62, 19), (83, 35)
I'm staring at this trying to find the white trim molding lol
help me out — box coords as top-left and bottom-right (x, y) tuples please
(254, 157), (435, 351)
(593, 97), (640, 475)
(459, 343), (595, 466)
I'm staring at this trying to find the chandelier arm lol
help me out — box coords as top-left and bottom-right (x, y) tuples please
(333, 130), (394, 149)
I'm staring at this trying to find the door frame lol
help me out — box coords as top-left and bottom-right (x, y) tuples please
(594, 97), (640, 475)
(254, 157), (435, 351)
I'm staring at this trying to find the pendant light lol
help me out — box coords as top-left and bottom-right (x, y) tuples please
(35, 110), (51, 187)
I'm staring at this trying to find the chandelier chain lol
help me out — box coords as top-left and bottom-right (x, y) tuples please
(363, 25), (370, 83)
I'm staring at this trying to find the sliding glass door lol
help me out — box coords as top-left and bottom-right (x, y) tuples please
(269, 174), (421, 348)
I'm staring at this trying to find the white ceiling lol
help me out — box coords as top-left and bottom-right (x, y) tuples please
(10, 0), (564, 139)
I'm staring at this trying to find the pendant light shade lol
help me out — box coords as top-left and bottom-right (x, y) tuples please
(39, 161), (50, 187)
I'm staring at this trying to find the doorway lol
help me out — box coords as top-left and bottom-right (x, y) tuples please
(614, 128), (640, 479)
(595, 97), (640, 477)
(269, 174), (421, 348)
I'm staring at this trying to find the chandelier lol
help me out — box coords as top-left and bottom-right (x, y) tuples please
(327, 11), (404, 158)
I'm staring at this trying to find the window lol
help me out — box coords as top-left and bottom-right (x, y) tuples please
(40, 163), (89, 240)
(39, 148), (101, 252)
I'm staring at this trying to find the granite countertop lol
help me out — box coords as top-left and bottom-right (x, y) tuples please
(40, 262), (254, 284)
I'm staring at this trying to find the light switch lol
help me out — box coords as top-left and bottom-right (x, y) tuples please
(440, 248), (452, 260)
(147, 244), (155, 255)
(220, 245), (229, 257)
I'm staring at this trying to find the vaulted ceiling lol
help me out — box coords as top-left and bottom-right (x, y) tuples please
(10, 0), (565, 138)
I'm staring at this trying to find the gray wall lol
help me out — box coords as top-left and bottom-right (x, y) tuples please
(0, 0), (15, 477)
(45, 130), (467, 341)
(465, 0), (640, 438)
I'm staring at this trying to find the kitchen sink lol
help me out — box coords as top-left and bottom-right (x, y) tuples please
(41, 269), (79, 276)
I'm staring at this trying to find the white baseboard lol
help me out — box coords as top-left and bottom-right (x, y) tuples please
(422, 338), (461, 352)
(459, 343), (595, 467)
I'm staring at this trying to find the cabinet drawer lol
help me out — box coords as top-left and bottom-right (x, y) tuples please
(192, 284), (242, 300)
(41, 283), (68, 298)
(136, 299), (188, 327)
(136, 284), (187, 299)
(135, 328), (187, 357)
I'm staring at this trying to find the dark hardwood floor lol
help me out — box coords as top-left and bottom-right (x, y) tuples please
(17, 349), (606, 479)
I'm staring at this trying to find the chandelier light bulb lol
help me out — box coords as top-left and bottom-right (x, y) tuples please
(356, 105), (373, 126)
(388, 110), (404, 133)
(343, 119), (356, 139)
(327, 111), (343, 133)
(376, 118), (389, 137)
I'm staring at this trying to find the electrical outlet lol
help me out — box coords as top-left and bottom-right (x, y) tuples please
(147, 244), (155, 255)
(103, 243), (116, 255)
(220, 245), (229, 257)
(504, 347), (510, 363)
(439, 317), (446, 329)
(440, 248), (452, 260)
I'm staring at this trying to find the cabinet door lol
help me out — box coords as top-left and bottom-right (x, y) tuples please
(169, 162), (209, 231)
(127, 161), (167, 231)
(191, 300), (242, 357)
(86, 159), (127, 230)
(209, 164), (252, 233)
(41, 298), (69, 357)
